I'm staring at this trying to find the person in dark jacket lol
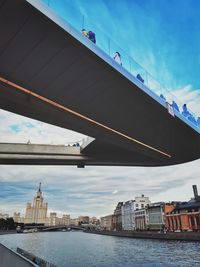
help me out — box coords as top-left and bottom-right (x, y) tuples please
(182, 103), (190, 117)
(88, 31), (96, 43)
(136, 73), (144, 83)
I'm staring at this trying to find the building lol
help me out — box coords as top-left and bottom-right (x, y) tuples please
(122, 195), (151, 231)
(70, 218), (79, 226)
(78, 216), (90, 225)
(122, 200), (135, 230)
(47, 213), (71, 226)
(135, 209), (148, 230)
(166, 185), (200, 232)
(90, 216), (100, 225)
(100, 215), (114, 231)
(13, 212), (24, 224)
(24, 183), (48, 224)
(135, 194), (151, 210)
(62, 214), (70, 225)
(48, 212), (57, 226)
(146, 202), (165, 231)
(113, 202), (123, 231)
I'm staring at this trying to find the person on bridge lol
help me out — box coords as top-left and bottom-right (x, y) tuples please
(113, 52), (122, 65)
(182, 103), (190, 117)
(172, 100), (179, 112)
(88, 31), (96, 44)
(160, 94), (166, 101)
(136, 73), (144, 83)
(82, 29), (88, 37)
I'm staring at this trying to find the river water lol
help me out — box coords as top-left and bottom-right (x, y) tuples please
(0, 231), (200, 267)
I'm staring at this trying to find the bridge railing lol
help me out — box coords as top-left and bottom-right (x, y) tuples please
(17, 247), (57, 267)
(42, 0), (200, 131)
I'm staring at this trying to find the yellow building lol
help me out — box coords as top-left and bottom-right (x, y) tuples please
(100, 215), (114, 231)
(47, 213), (71, 226)
(24, 183), (48, 224)
(13, 212), (24, 223)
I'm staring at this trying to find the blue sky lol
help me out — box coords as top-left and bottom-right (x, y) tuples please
(0, 0), (199, 218)
(46, 0), (200, 113)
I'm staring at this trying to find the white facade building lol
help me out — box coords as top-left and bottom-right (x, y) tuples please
(135, 195), (151, 210)
(122, 195), (151, 230)
(134, 209), (148, 230)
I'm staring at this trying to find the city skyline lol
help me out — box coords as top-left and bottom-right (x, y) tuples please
(0, 0), (199, 217)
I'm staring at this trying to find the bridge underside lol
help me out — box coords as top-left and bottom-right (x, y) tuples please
(0, 0), (199, 166)
(0, 142), (173, 167)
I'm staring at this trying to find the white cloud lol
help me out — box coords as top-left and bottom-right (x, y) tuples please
(0, 109), (86, 145)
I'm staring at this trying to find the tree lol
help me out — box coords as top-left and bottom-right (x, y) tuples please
(0, 218), (6, 230)
(5, 218), (15, 230)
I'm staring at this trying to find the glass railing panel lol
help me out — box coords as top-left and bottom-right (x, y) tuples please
(165, 90), (180, 106)
(83, 16), (110, 55)
(130, 58), (147, 86)
(109, 40), (130, 72)
(146, 74), (162, 97)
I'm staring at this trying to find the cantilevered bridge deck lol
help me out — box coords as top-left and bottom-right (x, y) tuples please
(0, 0), (199, 166)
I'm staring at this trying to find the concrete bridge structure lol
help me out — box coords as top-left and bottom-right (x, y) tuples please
(0, 0), (199, 167)
(42, 225), (85, 231)
(24, 224), (88, 231)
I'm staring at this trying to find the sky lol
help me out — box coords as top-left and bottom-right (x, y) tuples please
(0, 0), (199, 218)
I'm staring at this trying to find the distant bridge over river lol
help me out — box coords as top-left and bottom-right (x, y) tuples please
(24, 224), (87, 231)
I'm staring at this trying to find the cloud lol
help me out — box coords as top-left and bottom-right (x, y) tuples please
(0, 109), (86, 145)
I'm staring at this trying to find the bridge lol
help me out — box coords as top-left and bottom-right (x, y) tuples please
(24, 224), (90, 231)
(41, 225), (85, 231)
(0, 0), (199, 166)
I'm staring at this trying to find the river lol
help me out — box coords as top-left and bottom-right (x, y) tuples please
(0, 231), (200, 266)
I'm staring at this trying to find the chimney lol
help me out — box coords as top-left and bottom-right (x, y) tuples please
(192, 185), (199, 200)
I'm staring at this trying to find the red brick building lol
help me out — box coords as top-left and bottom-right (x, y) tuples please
(166, 201), (200, 231)
(165, 185), (200, 232)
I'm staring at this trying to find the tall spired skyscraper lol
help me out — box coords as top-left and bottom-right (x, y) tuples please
(25, 183), (48, 224)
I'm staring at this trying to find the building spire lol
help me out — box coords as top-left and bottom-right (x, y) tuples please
(38, 182), (41, 192)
